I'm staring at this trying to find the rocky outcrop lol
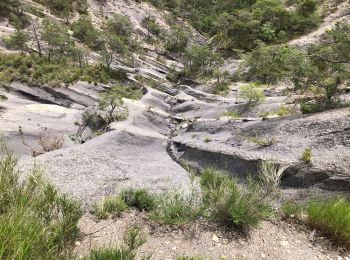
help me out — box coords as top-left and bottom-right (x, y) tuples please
(170, 108), (350, 191)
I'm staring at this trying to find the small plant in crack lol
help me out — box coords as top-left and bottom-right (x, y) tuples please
(203, 136), (212, 143)
(302, 148), (312, 163)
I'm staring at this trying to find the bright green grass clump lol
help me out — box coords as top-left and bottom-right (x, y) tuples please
(150, 191), (203, 225)
(307, 198), (350, 248)
(91, 196), (128, 219)
(0, 143), (82, 259)
(200, 168), (272, 232)
(121, 188), (156, 211)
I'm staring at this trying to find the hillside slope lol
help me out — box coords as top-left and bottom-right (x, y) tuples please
(0, 0), (349, 258)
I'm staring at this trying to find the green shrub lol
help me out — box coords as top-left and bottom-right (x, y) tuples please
(0, 143), (82, 259)
(85, 226), (147, 260)
(72, 17), (104, 50)
(200, 168), (272, 232)
(0, 53), (127, 87)
(307, 198), (350, 248)
(275, 106), (293, 116)
(150, 190), (202, 225)
(300, 101), (323, 114)
(239, 83), (266, 107)
(212, 81), (229, 94)
(121, 188), (156, 211)
(3, 29), (29, 50)
(165, 26), (190, 53)
(142, 16), (162, 38)
(259, 161), (290, 192)
(92, 196), (128, 219)
(44, 0), (87, 17)
(302, 148), (312, 163)
(282, 201), (305, 219)
(106, 14), (133, 37)
(23, 3), (45, 17)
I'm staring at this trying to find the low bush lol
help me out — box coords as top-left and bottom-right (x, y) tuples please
(307, 198), (350, 248)
(121, 188), (156, 211)
(0, 53), (127, 87)
(212, 81), (229, 94)
(203, 137), (212, 143)
(85, 226), (147, 260)
(92, 196), (128, 219)
(200, 168), (272, 232)
(0, 142), (82, 259)
(239, 83), (266, 108)
(150, 190), (203, 225)
(300, 101), (324, 114)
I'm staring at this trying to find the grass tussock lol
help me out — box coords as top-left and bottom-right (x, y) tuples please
(0, 143), (82, 259)
(121, 188), (156, 211)
(85, 226), (147, 260)
(200, 168), (272, 232)
(91, 196), (128, 219)
(150, 190), (203, 225)
(307, 198), (350, 248)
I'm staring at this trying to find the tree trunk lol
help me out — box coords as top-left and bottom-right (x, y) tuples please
(32, 25), (42, 57)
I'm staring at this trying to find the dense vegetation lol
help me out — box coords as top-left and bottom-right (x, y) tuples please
(0, 53), (127, 87)
(142, 0), (321, 51)
(243, 22), (350, 112)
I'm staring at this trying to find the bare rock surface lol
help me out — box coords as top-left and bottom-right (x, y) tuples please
(0, 92), (79, 156)
(16, 87), (191, 207)
(171, 107), (350, 190)
(20, 129), (190, 207)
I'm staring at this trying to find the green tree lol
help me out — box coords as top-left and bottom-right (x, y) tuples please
(165, 26), (189, 53)
(244, 44), (304, 83)
(106, 14), (133, 37)
(42, 19), (72, 60)
(184, 45), (223, 76)
(3, 28), (29, 51)
(239, 83), (266, 107)
(292, 22), (350, 109)
(72, 17), (103, 50)
(99, 86), (142, 120)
